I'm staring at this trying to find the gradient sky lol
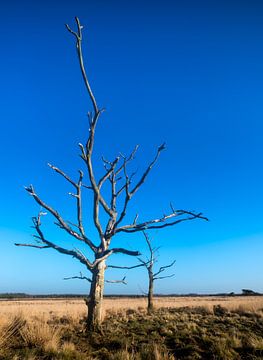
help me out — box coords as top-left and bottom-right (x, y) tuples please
(1, 0), (263, 295)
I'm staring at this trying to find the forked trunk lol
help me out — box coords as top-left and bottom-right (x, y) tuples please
(86, 260), (106, 331)
(147, 271), (154, 314)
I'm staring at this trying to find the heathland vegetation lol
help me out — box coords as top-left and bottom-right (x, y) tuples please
(0, 296), (262, 359)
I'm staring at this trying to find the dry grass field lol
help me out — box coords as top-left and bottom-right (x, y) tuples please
(1, 295), (263, 321)
(0, 296), (262, 359)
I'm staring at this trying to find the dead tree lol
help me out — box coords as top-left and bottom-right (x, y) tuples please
(15, 17), (208, 331)
(138, 232), (176, 313)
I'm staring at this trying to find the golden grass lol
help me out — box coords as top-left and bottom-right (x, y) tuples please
(20, 317), (61, 352)
(0, 313), (73, 359)
(0, 295), (262, 322)
(0, 314), (25, 350)
(0, 299), (262, 359)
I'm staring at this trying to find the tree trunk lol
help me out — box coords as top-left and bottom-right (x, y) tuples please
(86, 260), (106, 331)
(147, 270), (154, 314)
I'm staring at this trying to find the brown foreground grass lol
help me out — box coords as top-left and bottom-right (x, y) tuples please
(0, 296), (262, 359)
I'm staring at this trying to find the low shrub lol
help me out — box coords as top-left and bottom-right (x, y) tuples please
(1, 307), (262, 359)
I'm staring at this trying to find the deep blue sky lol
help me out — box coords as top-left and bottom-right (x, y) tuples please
(1, 0), (263, 294)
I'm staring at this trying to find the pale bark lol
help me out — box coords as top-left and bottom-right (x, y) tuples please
(87, 260), (106, 331)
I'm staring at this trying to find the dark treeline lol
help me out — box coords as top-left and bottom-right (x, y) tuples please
(0, 290), (261, 300)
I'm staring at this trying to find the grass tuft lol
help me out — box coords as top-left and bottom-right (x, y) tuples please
(20, 318), (61, 352)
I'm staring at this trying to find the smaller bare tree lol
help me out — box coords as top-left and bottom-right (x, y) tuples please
(139, 232), (176, 313)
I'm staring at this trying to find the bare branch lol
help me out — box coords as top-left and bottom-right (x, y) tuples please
(114, 159), (132, 226)
(101, 155), (112, 168)
(153, 274), (175, 280)
(137, 257), (148, 266)
(111, 247), (141, 256)
(153, 260), (176, 277)
(65, 220), (79, 229)
(90, 247), (141, 269)
(130, 143), (165, 196)
(48, 166), (86, 239)
(78, 143), (87, 161)
(82, 184), (93, 190)
(92, 194), (105, 240)
(103, 146), (139, 233)
(65, 23), (79, 39)
(170, 202), (176, 214)
(115, 145), (139, 176)
(143, 231), (154, 263)
(15, 238), (92, 269)
(25, 185), (97, 252)
(16, 212), (93, 270)
(64, 272), (92, 282)
(133, 214), (139, 225)
(105, 276), (127, 285)
(15, 243), (50, 249)
(109, 173), (117, 214)
(76, 170), (85, 237)
(98, 157), (120, 188)
(115, 183), (126, 198)
(115, 210), (208, 234)
(48, 163), (77, 188)
(107, 263), (145, 270)
(74, 247), (89, 263)
(85, 119), (114, 242)
(114, 144), (165, 228)
(65, 17), (98, 114)
(64, 273), (127, 284)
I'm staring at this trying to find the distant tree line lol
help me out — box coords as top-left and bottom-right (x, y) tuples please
(1, 290), (262, 300)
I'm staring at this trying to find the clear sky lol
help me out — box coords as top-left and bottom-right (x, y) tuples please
(1, 0), (263, 295)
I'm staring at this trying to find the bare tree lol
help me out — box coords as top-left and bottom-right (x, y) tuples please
(15, 17), (208, 331)
(137, 232), (175, 313)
